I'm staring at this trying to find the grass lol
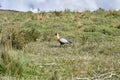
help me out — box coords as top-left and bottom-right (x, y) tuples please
(0, 9), (120, 80)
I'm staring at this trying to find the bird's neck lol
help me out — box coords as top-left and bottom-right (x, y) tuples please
(56, 35), (60, 39)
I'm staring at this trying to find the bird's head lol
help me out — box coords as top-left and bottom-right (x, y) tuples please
(55, 33), (60, 39)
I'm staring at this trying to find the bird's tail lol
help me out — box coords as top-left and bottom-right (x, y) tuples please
(68, 40), (72, 44)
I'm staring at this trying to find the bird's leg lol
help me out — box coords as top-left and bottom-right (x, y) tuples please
(59, 43), (63, 48)
(59, 44), (62, 47)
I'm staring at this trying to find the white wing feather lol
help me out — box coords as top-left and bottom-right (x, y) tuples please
(59, 38), (69, 43)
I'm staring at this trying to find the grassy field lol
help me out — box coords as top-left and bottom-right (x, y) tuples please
(0, 9), (120, 80)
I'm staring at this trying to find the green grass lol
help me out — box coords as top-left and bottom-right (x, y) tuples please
(0, 9), (120, 80)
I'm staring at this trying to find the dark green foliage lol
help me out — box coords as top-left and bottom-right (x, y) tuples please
(84, 26), (96, 32)
(11, 27), (40, 49)
(0, 56), (24, 76)
(53, 11), (63, 17)
(84, 26), (120, 36)
(0, 61), (6, 74)
(93, 8), (105, 16)
(98, 26), (120, 36)
(22, 20), (42, 28)
(41, 30), (54, 42)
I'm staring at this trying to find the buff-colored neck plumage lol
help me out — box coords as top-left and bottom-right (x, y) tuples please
(56, 33), (60, 39)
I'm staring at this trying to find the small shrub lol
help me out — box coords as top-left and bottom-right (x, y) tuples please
(105, 10), (120, 17)
(22, 20), (42, 28)
(41, 30), (54, 42)
(0, 54), (24, 76)
(84, 26), (96, 32)
(11, 27), (40, 49)
(84, 26), (120, 36)
(3, 17), (9, 22)
(77, 22), (83, 29)
(98, 26), (120, 36)
(114, 23), (120, 29)
(53, 11), (63, 17)
(93, 8), (105, 16)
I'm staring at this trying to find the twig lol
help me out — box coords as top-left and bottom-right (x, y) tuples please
(75, 77), (90, 80)
(90, 72), (112, 79)
(75, 72), (118, 80)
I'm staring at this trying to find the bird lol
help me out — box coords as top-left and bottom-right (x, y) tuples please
(55, 33), (72, 47)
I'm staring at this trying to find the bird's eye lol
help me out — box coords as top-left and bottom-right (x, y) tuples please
(55, 33), (57, 35)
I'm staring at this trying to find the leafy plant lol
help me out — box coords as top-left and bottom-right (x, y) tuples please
(11, 27), (40, 49)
